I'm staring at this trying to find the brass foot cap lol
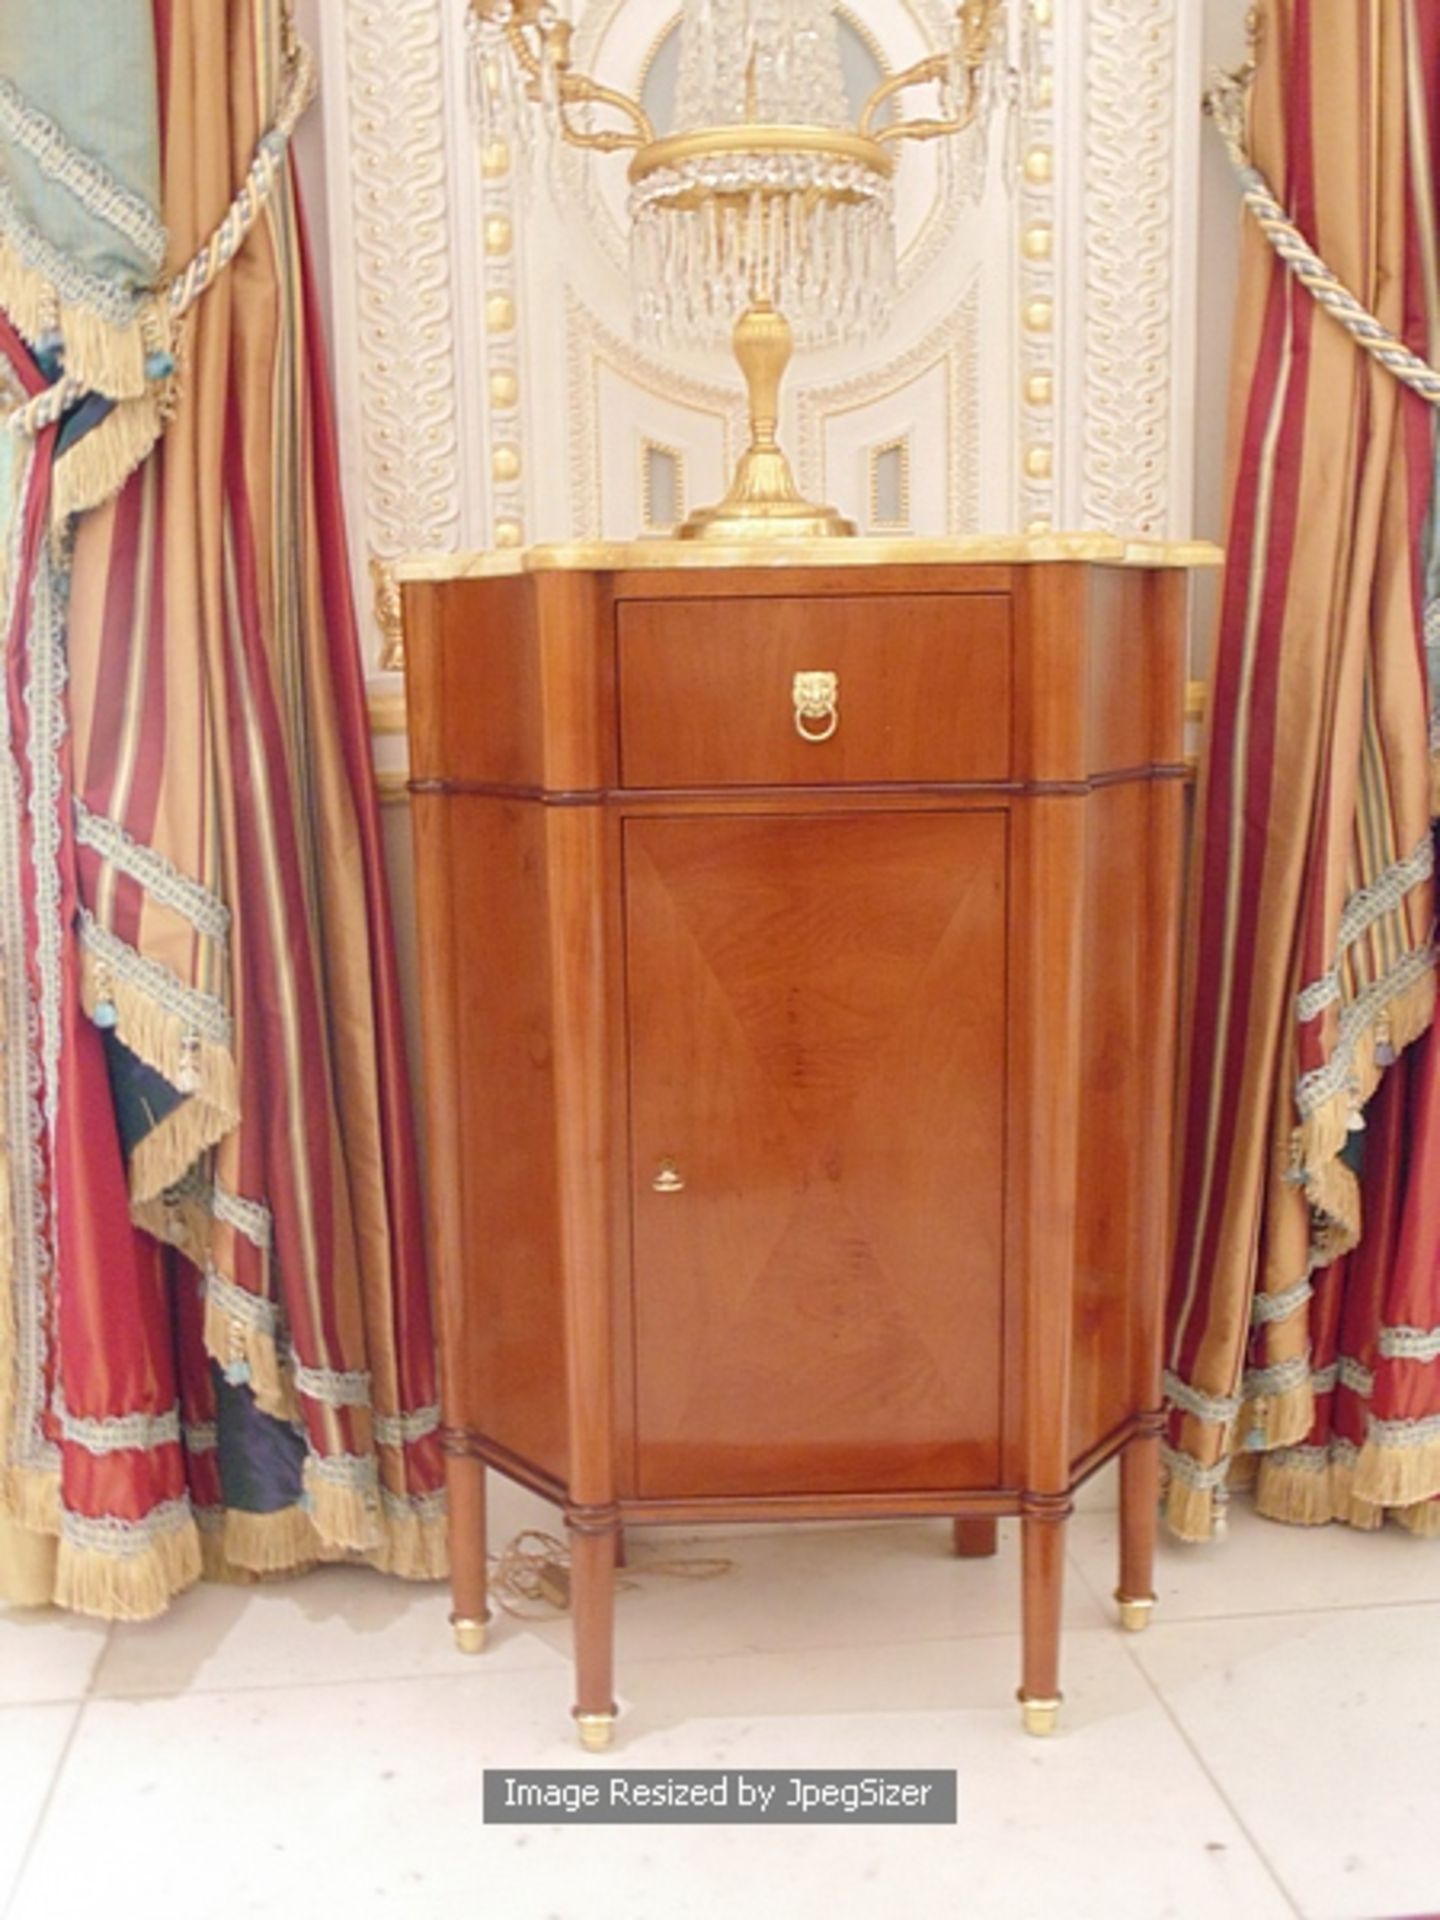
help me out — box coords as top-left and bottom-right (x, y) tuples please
(451, 1615), (488, 1655)
(1019, 1694), (1061, 1738)
(575, 1711), (616, 1753)
(1115, 1593), (1156, 1633)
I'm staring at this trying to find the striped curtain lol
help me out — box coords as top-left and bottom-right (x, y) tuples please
(1165, 0), (1440, 1540)
(0, 0), (446, 1615)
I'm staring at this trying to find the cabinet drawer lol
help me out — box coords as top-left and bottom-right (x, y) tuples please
(617, 593), (1011, 788)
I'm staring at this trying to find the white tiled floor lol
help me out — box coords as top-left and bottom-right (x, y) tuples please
(3, 1475), (1438, 1920)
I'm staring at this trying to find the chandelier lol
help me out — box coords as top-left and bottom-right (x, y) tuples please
(469, 0), (1020, 540)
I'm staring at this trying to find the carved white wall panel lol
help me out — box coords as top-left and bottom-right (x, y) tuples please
(440, 0), (504, 552)
(1079, 0), (1192, 539)
(332, 3), (462, 568)
(809, 365), (950, 539)
(795, 285), (981, 536)
(566, 294), (747, 539)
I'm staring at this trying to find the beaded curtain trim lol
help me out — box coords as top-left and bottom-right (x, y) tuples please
(1295, 947), (1436, 1122)
(1294, 837), (1435, 1025)
(56, 1392), (180, 1457)
(0, 76), (166, 271)
(74, 799), (230, 944)
(78, 910), (231, 1047)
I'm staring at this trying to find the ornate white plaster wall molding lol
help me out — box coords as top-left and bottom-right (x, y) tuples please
(317, 0), (465, 667)
(1076, 0), (1201, 539)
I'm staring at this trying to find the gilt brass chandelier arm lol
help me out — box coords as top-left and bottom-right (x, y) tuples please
(858, 54), (985, 147)
(475, 2), (653, 150)
(555, 73), (654, 153)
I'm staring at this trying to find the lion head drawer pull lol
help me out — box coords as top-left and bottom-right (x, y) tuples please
(793, 670), (839, 744)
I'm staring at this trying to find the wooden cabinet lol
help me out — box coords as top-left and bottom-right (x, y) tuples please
(402, 543), (1195, 1748)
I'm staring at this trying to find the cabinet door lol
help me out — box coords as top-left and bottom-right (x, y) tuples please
(625, 810), (1007, 1498)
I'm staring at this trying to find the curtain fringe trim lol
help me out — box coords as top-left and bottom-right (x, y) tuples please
(78, 937), (239, 1208)
(53, 1517), (202, 1622)
(210, 1500), (447, 1583)
(1293, 963), (1436, 1252)
(223, 1504), (318, 1575)
(1, 1462), (59, 1532)
(302, 1455), (385, 1554)
(1166, 1435), (1440, 1540)
(1352, 1433), (1440, 1508)
(0, 231), (158, 399)
(201, 1275), (296, 1425)
(50, 393), (165, 524)
(1395, 1498), (1440, 1538)
(0, 1491), (446, 1614)
(0, 232), (168, 521)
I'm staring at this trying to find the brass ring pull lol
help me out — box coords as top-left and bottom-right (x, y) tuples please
(793, 670), (839, 744)
(652, 1159), (686, 1194)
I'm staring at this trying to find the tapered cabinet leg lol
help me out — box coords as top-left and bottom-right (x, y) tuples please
(952, 1516), (999, 1559)
(1116, 1429), (1160, 1632)
(1019, 1506), (1068, 1736)
(447, 1453), (490, 1654)
(570, 1516), (618, 1751)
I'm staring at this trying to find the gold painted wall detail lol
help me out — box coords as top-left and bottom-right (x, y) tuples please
(479, 128), (525, 551)
(641, 439), (686, 533)
(1017, 0), (1057, 533)
(369, 556), (405, 673)
(869, 438), (911, 531)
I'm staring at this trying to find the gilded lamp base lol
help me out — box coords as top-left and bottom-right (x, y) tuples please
(679, 491), (855, 543)
(678, 298), (855, 542)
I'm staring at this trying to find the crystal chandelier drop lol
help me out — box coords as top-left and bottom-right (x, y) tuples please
(469, 0), (1018, 540)
(632, 0), (895, 356)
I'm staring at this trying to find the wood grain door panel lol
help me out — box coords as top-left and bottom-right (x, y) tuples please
(625, 810), (1008, 1497)
(617, 594), (1012, 788)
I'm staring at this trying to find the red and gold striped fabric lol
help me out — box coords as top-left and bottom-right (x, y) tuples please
(1165, 0), (1440, 1539)
(0, 0), (445, 1614)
